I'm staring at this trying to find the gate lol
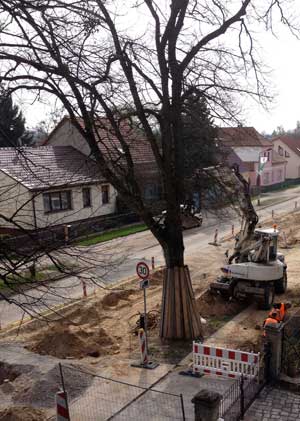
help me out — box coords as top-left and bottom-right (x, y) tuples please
(193, 342), (260, 379)
(58, 364), (188, 421)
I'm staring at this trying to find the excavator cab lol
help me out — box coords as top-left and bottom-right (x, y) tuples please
(253, 228), (279, 262)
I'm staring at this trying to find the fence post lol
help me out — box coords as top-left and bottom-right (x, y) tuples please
(180, 393), (186, 421)
(82, 280), (87, 298)
(58, 363), (71, 420)
(295, 201), (297, 210)
(264, 323), (283, 380)
(272, 210), (274, 219)
(231, 225), (234, 236)
(151, 256), (155, 270)
(191, 389), (222, 421)
(240, 375), (245, 419)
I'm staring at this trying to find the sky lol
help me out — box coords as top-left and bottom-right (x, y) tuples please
(18, 3), (300, 135)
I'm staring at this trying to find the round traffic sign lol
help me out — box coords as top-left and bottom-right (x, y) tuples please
(136, 261), (150, 279)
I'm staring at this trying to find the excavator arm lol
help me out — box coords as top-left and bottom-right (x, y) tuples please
(203, 164), (259, 262)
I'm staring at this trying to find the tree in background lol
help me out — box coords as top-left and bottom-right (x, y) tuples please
(0, 0), (298, 339)
(0, 94), (31, 147)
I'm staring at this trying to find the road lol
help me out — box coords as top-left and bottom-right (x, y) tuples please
(1, 186), (300, 328)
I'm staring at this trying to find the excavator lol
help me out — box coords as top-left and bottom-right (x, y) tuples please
(208, 164), (287, 310)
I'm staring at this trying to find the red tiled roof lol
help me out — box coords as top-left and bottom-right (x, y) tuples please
(272, 134), (300, 157)
(218, 127), (272, 147)
(46, 116), (156, 164)
(0, 146), (103, 191)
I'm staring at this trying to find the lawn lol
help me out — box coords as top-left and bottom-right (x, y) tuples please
(77, 223), (148, 246)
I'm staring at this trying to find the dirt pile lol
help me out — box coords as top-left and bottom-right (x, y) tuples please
(0, 406), (45, 421)
(197, 290), (244, 317)
(102, 289), (136, 307)
(27, 325), (117, 359)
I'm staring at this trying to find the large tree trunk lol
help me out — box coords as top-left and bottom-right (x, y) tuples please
(159, 223), (203, 339)
(160, 266), (203, 339)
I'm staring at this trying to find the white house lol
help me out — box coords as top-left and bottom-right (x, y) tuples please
(0, 146), (116, 234)
(272, 135), (300, 179)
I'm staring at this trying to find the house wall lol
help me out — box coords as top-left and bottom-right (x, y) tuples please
(48, 120), (91, 156)
(272, 139), (300, 179)
(33, 183), (117, 229)
(0, 171), (34, 231)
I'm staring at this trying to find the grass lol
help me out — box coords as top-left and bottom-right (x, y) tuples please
(0, 271), (49, 290)
(77, 223), (148, 246)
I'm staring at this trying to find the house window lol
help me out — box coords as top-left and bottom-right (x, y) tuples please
(144, 183), (161, 200)
(285, 150), (290, 157)
(82, 187), (91, 208)
(101, 185), (110, 204)
(43, 190), (72, 213)
(278, 146), (283, 156)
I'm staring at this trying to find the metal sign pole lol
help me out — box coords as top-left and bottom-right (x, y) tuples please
(144, 287), (148, 354)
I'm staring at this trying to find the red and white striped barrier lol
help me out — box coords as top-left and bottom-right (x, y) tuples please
(138, 328), (148, 365)
(56, 390), (70, 421)
(193, 342), (260, 379)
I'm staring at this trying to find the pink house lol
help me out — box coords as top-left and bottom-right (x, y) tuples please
(218, 127), (287, 190)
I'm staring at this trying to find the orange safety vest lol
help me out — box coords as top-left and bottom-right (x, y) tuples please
(263, 317), (278, 336)
(269, 303), (285, 322)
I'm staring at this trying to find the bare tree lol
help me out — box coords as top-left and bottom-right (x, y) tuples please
(0, 0), (298, 338)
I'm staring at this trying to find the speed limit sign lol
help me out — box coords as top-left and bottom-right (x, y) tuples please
(136, 261), (150, 279)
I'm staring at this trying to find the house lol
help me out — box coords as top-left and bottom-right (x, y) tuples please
(45, 116), (162, 205)
(272, 134), (300, 180)
(0, 146), (117, 235)
(219, 127), (287, 190)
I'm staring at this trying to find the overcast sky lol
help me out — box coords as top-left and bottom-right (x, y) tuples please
(19, 5), (300, 135)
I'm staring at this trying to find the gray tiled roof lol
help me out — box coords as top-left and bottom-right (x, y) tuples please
(0, 146), (103, 191)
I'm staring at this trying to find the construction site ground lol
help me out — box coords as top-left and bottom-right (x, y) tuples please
(1, 210), (300, 419)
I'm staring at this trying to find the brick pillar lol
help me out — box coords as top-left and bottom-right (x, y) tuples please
(191, 389), (222, 421)
(265, 323), (283, 380)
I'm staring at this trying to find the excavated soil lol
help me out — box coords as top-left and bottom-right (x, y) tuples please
(0, 406), (45, 421)
(197, 290), (244, 318)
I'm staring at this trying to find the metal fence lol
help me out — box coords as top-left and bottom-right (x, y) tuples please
(282, 311), (300, 376)
(219, 374), (266, 420)
(60, 364), (186, 421)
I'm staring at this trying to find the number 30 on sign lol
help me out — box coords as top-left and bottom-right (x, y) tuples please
(136, 261), (150, 279)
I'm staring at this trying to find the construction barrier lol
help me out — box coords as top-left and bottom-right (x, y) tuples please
(193, 342), (260, 379)
(138, 328), (148, 365)
(56, 390), (70, 421)
(151, 256), (155, 270)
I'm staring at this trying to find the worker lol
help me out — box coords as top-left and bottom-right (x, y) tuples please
(263, 311), (279, 336)
(269, 302), (291, 322)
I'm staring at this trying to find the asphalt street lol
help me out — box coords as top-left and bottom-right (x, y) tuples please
(1, 186), (300, 328)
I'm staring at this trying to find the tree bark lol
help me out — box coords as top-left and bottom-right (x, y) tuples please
(160, 265), (202, 339)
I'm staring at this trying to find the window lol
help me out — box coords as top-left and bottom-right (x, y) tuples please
(285, 150), (290, 157)
(43, 190), (72, 213)
(278, 146), (283, 156)
(82, 187), (91, 208)
(144, 183), (162, 200)
(101, 185), (110, 204)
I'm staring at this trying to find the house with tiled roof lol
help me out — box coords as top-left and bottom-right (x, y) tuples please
(45, 116), (162, 204)
(272, 134), (300, 179)
(219, 127), (287, 189)
(0, 146), (116, 234)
